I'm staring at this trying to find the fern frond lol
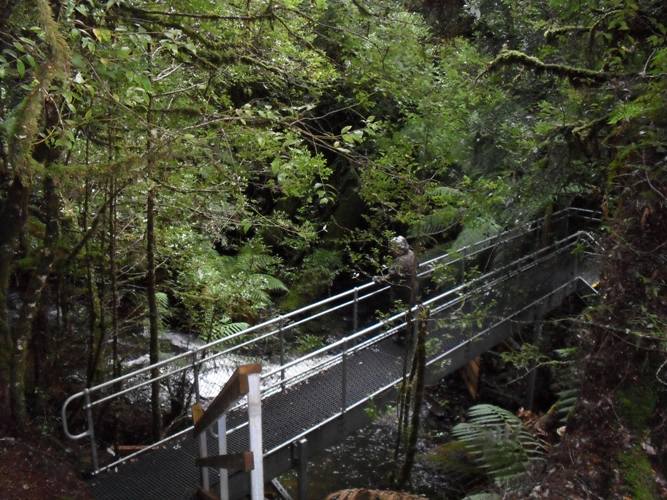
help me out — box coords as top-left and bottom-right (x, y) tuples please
(408, 207), (460, 238)
(452, 404), (546, 486)
(211, 321), (250, 340)
(155, 291), (171, 331)
(251, 273), (288, 292)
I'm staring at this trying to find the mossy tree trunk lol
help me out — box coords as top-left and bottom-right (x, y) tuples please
(146, 95), (162, 441)
(0, 0), (69, 429)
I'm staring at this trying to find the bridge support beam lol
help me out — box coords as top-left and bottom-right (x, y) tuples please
(296, 438), (308, 500)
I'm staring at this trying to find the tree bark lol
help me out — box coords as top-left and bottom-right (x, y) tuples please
(146, 96), (162, 440)
(398, 308), (428, 487)
(0, 179), (29, 426)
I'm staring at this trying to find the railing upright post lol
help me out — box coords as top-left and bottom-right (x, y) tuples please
(279, 317), (285, 392)
(217, 414), (228, 500)
(247, 372), (264, 500)
(83, 389), (99, 473)
(199, 431), (210, 491)
(353, 287), (359, 333)
(460, 250), (466, 284)
(341, 342), (348, 414)
(297, 438), (308, 500)
(191, 351), (200, 402)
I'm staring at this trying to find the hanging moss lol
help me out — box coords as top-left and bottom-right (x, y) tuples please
(7, 0), (70, 182)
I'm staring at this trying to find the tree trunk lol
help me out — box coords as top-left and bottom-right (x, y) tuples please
(397, 308), (429, 487)
(146, 96), (162, 441)
(12, 174), (60, 427)
(147, 183), (162, 440)
(0, 179), (29, 427)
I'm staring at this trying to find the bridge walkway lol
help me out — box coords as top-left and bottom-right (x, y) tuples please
(60, 208), (601, 499)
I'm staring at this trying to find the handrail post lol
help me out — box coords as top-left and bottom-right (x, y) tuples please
(199, 432), (210, 491)
(217, 415), (228, 499)
(353, 287), (359, 333)
(193, 364), (261, 498)
(191, 351), (200, 402)
(341, 341), (348, 414)
(83, 389), (99, 473)
(247, 372), (264, 500)
(460, 249), (466, 284)
(279, 316), (285, 392)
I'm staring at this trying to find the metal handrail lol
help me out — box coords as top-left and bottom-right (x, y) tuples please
(61, 208), (600, 470)
(63, 208), (592, 409)
(261, 231), (585, 384)
(94, 231), (591, 474)
(263, 275), (594, 458)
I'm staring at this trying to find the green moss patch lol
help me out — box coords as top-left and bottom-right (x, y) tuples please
(616, 382), (657, 432)
(618, 447), (659, 500)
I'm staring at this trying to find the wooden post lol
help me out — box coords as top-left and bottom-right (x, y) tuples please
(247, 372), (264, 500)
(192, 403), (210, 492)
(193, 364), (262, 499)
(461, 357), (481, 400)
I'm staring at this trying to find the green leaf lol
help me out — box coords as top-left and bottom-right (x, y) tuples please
(92, 28), (111, 43)
(16, 58), (25, 78)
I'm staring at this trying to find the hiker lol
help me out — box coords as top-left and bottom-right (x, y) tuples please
(374, 236), (418, 342)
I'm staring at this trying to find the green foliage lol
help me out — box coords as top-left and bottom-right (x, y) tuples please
(463, 494), (502, 500)
(155, 292), (171, 332)
(282, 249), (343, 308)
(616, 383), (658, 432)
(618, 447), (660, 500)
(163, 227), (286, 336)
(452, 404), (546, 485)
(428, 440), (480, 478)
(550, 347), (581, 424)
(292, 334), (325, 355)
(499, 343), (549, 370)
(408, 207), (460, 239)
(452, 217), (501, 249)
(210, 321), (250, 343)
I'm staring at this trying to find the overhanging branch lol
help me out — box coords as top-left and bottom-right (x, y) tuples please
(479, 50), (612, 85)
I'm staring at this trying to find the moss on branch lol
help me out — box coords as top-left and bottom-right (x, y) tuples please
(480, 49), (611, 85)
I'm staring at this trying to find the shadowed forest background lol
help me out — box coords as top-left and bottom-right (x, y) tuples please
(1, 0), (666, 498)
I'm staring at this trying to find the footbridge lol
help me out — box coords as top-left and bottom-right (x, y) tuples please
(61, 208), (601, 499)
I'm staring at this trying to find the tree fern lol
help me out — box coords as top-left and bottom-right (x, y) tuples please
(452, 404), (546, 486)
(211, 321), (250, 342)
(551, 347), (580, 424)
(155, 291), (171, 332)
(408, 207), (460, 239)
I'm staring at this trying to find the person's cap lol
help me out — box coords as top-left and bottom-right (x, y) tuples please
(390, 236), (409, 252)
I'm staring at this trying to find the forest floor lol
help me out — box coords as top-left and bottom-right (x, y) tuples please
(0, 431), (92, 500)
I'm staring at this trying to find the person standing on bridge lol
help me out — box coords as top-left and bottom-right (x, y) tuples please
(374, 236), (418, 343)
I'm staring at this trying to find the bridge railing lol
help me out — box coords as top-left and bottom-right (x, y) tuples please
(61, 207), (599, 474)
(232, 230), (600, 459)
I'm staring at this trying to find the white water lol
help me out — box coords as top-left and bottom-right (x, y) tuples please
(123, 330), (334, 400)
